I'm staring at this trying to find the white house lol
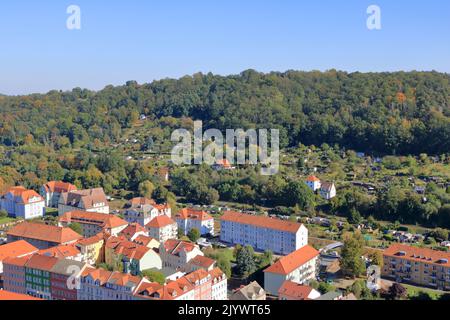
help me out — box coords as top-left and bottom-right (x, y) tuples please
(320, 182), (337, 200)
(305, 176), (321, 192)
(1, 187), (45, 220)
(40, 181), (77, 208)
(58, 188), (109, 216)
(124, 197), (171, 227)
(263, 245), (319, 296)
(159, 239), (204, 272)
(278, 281), (321, 300)
(175, 208), (215, 236)
(146, 216), (178, 243)
(220, 211), (308, 255)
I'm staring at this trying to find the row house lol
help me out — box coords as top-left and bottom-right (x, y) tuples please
(146, 215), (178, 243)
(382, 244), (450, 291)
(220, 211), (308, 255)
(78, 267), (146, 300)
(58, 188), (109, 216)
(175, 208), (215, 237)
(0, 186), (45, 220)
(6, 222), (82, 250)
(124, 197), (171, 227)
(134, 268), (227, 300)
(159, 239), (204, 272)
(105, 236), (162, 275)
(40, 181), (77, 208)
(263, 245), (319, 296)
(58, 210), (128, 237)
(0, 240), (38, 287)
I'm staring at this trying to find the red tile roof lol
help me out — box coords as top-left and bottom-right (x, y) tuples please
(106, 236), (151, 260)
(146, 215), (176, 229)
(133, 235), (157, 247)
(0, 240), (38, 261)
(0, 290), (42, 300)
(38, 244), (81, 259)
(3, 186), (44, 204)
(278, 281), (315, 300)
(7, 222), (82, 244)
(163, 239), (198, 256)
(176, 208), (213, 221)
(264, 245), (319, 275)
(59, 211), (128, 229)
(189, 255), (216, 268)
(130, 197), (156, 207)
(384, 243), (450, 267)
(43, 181), (77, 193)
(25, 254), (59, 271)
(221, 211), (303, 233)
(119, 223), (147, 240)
(306, 176), (320, 182)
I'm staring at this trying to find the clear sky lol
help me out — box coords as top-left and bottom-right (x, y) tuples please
(0, 0), (449, 95)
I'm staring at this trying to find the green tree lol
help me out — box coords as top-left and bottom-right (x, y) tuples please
(0, 209), (8, 218)
(217, 257), (232, 278)
(236, 245), (257, 277)
(141, 270), (166, 285)
(340, 232), (366, 277)
(187, 228), (201, 242)
(138, 180), (155, 199)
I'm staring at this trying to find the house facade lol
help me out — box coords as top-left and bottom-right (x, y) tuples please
(58, 188), (109, 216)
(220, 211), (308, 255)
(305, 176), (321, 192)
(146, 215), (178, 243)
(159, 239), (204, 271)
(320, 182), (337, 200)
(278, 281), (321, 300)
(264, 245), (319, 296)
(124, 197), (171, 227)
(1, 186), (45, 220)
(382, 244), (450, 290)
(175, 208), (215, 236)
(40, 181), (77, 208)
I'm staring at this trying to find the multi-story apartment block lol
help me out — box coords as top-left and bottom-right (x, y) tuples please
(75, 234), (106, 265)
(159, 239), (204, 272)
(0, 240), (38, 286)
(146, 215), (178, 243)
(58, 210), (128, 237)
(49, 258), (88, 300)
(124, 197), (171, 227)
(134, 268), (227, 300)
(78, 267), (146, 300)
(58, 188), (109, 216)
(175, 208), (215, 236)
(263, 245), (319, 295)
(2, 256), (31, 294)
(7, 222), (82, 250)
(220, 211), (308, 255)
(382, 244), (450, 291)
(40, 181), (77, 208)
(0, 186), (45, 220)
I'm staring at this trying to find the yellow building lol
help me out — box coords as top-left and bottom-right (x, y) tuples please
(76, 234), (105, 265)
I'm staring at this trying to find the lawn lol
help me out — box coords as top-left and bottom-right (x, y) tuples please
(0, 217), (15, 225)
(404, 284), (446, 300)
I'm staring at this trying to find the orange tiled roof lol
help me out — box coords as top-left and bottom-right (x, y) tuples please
(59, 211), (128, 229)
(2, 255), (31, 267)
(146, 215), (176, 229)
(216, 159), (232, 168)
(306, 176), (321, 182)
(119, 223), (147, 240)
(130, 197), (156, 207)
(176, 208), (213, 221)
(189, 255), (216, 268)
(133, 235), (157, 247)
(106, 236), (151, 260)
(38, 244), (81, 259)
(0, 240), (38, 261)
(0, 290), (42, 300)
(25, 254), (59, 271)
(264, 245), (319, 275)
(221, 211), (302, 233)
(43, 181), (77, 193)
(163, 239), (197, 256)
(76, 234), (104, 246)
(7, 222), (82, 244)
(384, 243), (450, 267)
(3, 186), (44, 204)
(278, 281), (315, 300)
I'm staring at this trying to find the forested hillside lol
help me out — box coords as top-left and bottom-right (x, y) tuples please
(0, 70), (449, 155)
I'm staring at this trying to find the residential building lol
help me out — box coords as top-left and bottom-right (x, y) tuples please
(6, 222), (82, 250)
(133, 235), (160, 250)
(220, 211), (308, 255)
(119, 223), (148, 241)
(38, 244), (83, 261)
(0, 186), (45, 220)
(58, 188), (109, 215)
(105, 236), (162, 275)
(212, 159), (235, 171)
(134, 268), (227, 301)
(160, 239), (204, 272)
(278, 281), (321, 300)
(24, 254), (59, 299)
(124, 197), (171, 227)
(75, 234), (105, 265)
(263, 245), (319, 296)
(185, 255), (216, 273)
(2, 256), (30, 294)
(175, 208), (215, 236)
(49, 258), (88, 300)
(0, 240), (38, 287)
(320, 182), (337, 200)
(40, 181), (77, 208)
(58, 210), (128, 237)
(382, 244), (450, 290)
(0, 290), (42, 300)
(305, 176), (321, 192)
(230, 281), (266, 300)
(146, 215), (178, 243)
(78, 267), (146, 300)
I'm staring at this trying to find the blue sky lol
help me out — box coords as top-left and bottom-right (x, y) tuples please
(0, 0), (449, 95)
